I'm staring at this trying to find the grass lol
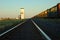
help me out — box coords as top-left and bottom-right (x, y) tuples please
(38, 18), (60, 24)
(0, 19), (26, 34)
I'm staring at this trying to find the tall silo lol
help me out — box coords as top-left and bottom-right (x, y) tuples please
(20, 8), (25, 19)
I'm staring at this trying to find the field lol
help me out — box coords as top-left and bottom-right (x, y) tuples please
(0, 19), (25, 34)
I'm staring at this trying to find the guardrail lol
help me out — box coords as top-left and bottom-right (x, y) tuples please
(31, 19), (51, 40)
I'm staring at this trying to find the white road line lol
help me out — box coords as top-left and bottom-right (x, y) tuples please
(31, 20), (51, 40)
(0, 21), (26, 37)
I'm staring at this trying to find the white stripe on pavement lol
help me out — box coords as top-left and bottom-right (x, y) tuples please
(31, 20), (51, 40)
(0, 21), (26, 37)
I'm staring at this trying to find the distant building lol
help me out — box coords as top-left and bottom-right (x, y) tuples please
(20, 8), (25, 19)
(18, 15), (21, 19)
(57, 3), (60, 17)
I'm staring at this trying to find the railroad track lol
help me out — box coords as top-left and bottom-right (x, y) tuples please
(0, 19), (51, 40)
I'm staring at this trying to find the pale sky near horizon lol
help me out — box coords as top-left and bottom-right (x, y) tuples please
(0, 0), (60, 18)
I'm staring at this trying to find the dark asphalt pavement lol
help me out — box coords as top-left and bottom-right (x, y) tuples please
(0, 20), (44, 40)
(33, 18), (60, 40)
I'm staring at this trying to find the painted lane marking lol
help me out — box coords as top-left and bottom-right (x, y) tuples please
(0, 21), (26, 37)
(31, 20), (51, 40)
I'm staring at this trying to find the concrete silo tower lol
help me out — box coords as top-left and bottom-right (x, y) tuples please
(20, 8), (25, 19)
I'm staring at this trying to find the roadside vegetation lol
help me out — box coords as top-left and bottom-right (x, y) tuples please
(0, 19), (26, 34)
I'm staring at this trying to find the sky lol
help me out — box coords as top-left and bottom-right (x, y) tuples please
(0, 0), (60, 18)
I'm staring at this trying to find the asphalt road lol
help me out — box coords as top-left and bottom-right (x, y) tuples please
(0, 19), (44, 40)
(33, 18), (60, 40)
